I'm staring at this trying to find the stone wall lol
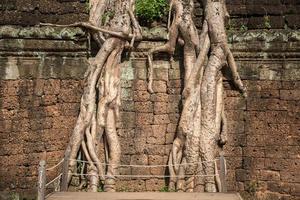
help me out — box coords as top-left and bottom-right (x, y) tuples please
(0, 0), (299, 199)
(0, 0), (88, 25)
(115, 30), (300, 200)
(0, 0), (299, 29)
(0, 25), (299, 200)
(0, 26), (88, 198)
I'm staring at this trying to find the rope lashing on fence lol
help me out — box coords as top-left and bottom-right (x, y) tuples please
(46, 159), (64, 171)
(45, 173), (63, 187)
(42, 157), (221, 187)
(68, 158), (219, 167)
(67, 173), (218, 178)
(38, 155), (227, 200)
(43, 157), (222, 171)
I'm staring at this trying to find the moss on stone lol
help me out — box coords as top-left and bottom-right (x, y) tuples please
(0, 26), (86, 40)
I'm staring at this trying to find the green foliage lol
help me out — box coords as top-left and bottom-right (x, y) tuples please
(246, 180), (259, 195)
(84, 0), (90, 12)
(159, 186), (175, 192)
(264, 15), (271, 29)
(135, 0), (168, 24)
(102, 11), (115, 25)
(117, 187), (130, 192)
(9, 192), (20, 200)
(240, 24), (248, 32)
(97, 187), (104, 192)
(226, 19), (235, 39)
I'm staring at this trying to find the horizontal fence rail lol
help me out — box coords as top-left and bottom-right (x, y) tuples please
(37, 155), (227, 200)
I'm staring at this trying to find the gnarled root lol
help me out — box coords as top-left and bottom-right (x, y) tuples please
(164, 0), (246, 192)
(62, 0), (141, 191)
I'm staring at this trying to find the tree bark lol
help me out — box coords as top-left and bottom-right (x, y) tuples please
(147, 0), (246, 192)
(62, 0), (141, 192)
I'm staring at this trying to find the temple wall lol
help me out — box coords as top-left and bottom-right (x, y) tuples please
(0, 0), (299, 199)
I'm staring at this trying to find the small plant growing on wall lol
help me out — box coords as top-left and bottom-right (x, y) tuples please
(246, 180), (259, 195)
(135, 0), (168, 26)
(264, 15), (271, 29)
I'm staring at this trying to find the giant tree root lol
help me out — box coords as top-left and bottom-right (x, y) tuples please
(52, 0), (142, 192)
(147, 0), (246, 192)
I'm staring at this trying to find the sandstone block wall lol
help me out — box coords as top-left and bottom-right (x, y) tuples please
(0, 26), (299, 200)
(0, 0), (299, 29)
(114, 31), (300, 200)
(0, 0), (299, 199)
(196, 0), (300, 30)
(0, 0), (88, 25)
(0, 26), (88, 197)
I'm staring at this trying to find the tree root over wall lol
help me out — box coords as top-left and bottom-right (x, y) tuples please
(42, 0), (246, 193)
(147, 0), (247, 192)
(41, 0), (142, 192)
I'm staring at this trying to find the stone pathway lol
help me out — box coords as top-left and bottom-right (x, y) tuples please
(47, 192), (243, 200)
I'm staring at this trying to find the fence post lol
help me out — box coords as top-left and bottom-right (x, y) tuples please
(37, 160), (46, 200)
(220, 152), (227, 193)
(60, 153), (69, 191)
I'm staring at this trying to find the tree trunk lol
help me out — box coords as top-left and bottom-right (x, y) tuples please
(148, 0), (246, 192)
(62, 0), (141, 192)
(44, 0), (245, 192)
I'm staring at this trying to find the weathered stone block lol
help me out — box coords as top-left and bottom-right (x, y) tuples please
(121, 79), (133, 88)
(167, 123), (177, 133)
(225, 157), (243, 169)
(169, 69), (181, 80)
(145, 179), (166, 191)
(153, 102), (168, 114)
(134, 80), (148, 91)
(228, 133), (247, 147)
(119, 112), (136, 128)
(168, 113), (180, 124)
(167, 80), (182, 88)
(135, 102), (153, 113)
(121, 61), (134, 80)
(150, 93), (168, 102)
(120, 138), (136, 155)
(165, 132), (175, 144)
(130, 154), (149, 176)
(121, 100), (135, 112)
(136, 113), (153, 126)
(236, 169), (252, 181)
(135, 67), (147, 80)
(147, 125), (166, 145)
(265, 158), (288, 171)
(227, 121), (245, 133)
(43, 79), (60, 95)
(224, 146), (243, 157)
(259, 170), (280, 181)
(243, 147), (265, 158)
(116, 180), (146, 192)
(134, 90), (150, 102)
(145, 144), (166, 156)
(152, 81), (167, 93)
(167, 87), (181, 95)
(153, 68), (168, 81)
(280, 90), (300, 101)
(225, 97), (246, 110)
(167, 102), (180, 114)
(246, 134), (265, 147)
(281, 171), (300, 183)
(121, 89), (134, 101)
(153, 114), (170, 125)
(148, 155), (166, 175)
